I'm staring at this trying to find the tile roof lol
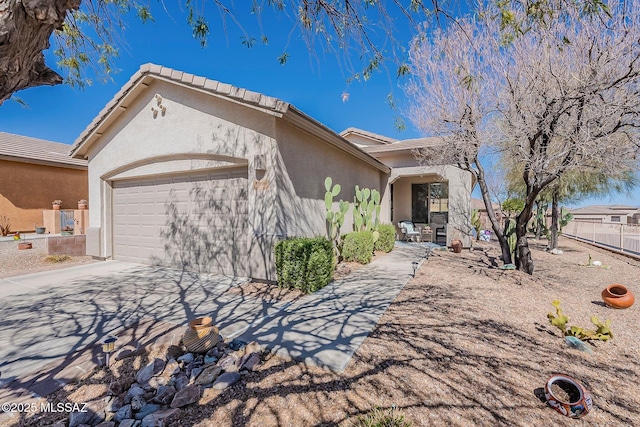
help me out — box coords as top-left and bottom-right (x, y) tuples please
(70, 63), (389, 173)
(569, 205), (640, 215)
(362, 137), (444, 153)
(0, 132), (87, 168)
(339, 127), (398, 144)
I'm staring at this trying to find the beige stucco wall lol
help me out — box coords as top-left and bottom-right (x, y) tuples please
(0, 159), (87, 232)
(370, 151), (474, 247)
(82, 78), (388, 280)
(274, 120), (389, 239)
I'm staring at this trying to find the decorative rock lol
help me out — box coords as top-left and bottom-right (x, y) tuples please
(172, 373), (189, 391)
(189, 367), (203, 383)
(131, 395), (146, 412)
(136, 359), (166, 387)
(108, 378), (133, 396)
(141, 408), (181, 427)
(218, 354), (239, 372)
(166, 345), (184, 361)
(194, 365), (222, 386)
(550, 248), (563, 255)
(212, 372), (241, 390)
(238, 352), (260, 371)
(69, 399), (107, 427)
(153, 385), (177, 405)
(125, 385), (146, 404)
(134, 403), (161, 420)
(228, 339), (247, 351)
(244, 341), (262, 356)
(115, 345), (140, 361)
(148, 376), (168, 390)
(170, 385), (200, 408)
(118, 420), (138, 427)
(48, 421), (67, 427)
(206, 347), (220, 358)
(204, 355), (218, 364)
(114, 404), (133, 422)
(106, 396), (124, 413)
(95, 422), (115, 427)
(177, 353), (194, 364)
(163, 359), (180, 377)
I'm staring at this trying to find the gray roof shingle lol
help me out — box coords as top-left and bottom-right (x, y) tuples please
(0, 132), (87, 168)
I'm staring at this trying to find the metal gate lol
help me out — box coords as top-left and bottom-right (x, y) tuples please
(60, 210), (75, 233)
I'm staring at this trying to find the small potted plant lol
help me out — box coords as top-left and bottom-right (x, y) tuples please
(61, 225), (74, 236)
(52, 200), (62, 210)
(78, 199), (88, 210)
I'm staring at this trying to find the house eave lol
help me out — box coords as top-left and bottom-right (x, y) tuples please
(0, 154), (87, 170)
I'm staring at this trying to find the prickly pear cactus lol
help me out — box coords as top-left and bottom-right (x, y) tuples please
(324, 177), (349, 258)
(505, 218), (516, 260)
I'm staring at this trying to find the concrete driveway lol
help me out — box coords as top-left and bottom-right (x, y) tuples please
(0, 261), (265, 385)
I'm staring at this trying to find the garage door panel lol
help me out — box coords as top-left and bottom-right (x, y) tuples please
(113, 169), (249, 276)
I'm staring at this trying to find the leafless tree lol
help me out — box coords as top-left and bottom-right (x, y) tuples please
(407, 0), (640, 274)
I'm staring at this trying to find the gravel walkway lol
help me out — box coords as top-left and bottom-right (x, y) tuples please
(0, 238), (95, 278)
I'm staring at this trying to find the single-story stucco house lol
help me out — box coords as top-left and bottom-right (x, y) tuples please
(0, 132), (88, 232)
(568, 205), (640, 224)
(70, 63), (472, 280)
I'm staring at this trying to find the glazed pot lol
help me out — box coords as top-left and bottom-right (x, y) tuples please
(182, 316), (220, 354)
(544, 374), (592, 418)
(601, 284), (634, 309)
(451, 239), (463, 253)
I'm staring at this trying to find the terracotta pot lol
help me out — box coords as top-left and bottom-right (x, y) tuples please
(78, 203), (88, 210)
(52, 205), (61, 210)
(544, 374), (592, 418)
(601, 284), (634, 309)
(18, 242), (32, 250)
(451, 239), (463, 253)
(182, 316), (219, 354)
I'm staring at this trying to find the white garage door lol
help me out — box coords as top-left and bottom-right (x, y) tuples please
(112, 168), (249, 276)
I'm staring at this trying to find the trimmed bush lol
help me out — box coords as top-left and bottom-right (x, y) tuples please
(342, 231), (374, 264)
(374, 224), (396, 253)
(274, 237), (334, 293)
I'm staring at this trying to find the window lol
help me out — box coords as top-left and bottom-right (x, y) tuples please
(611, 216), (621, 222)
(411, 182), (449, 223)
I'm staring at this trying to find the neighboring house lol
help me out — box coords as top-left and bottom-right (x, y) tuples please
(568, 205), (640, 224)
(341, 128), (474, 247)
(0, 132), (88, 232)
(70, 64), (472, 281)
(470, 197), (503, 231)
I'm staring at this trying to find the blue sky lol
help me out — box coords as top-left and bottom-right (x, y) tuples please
(0, 3), (637, 208)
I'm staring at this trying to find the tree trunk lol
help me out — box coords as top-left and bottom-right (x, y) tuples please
(0, 0), (80, 104)
(475, 165), (512, 264)
(549, 190), (559, 250)
(514, 192), (538, 274)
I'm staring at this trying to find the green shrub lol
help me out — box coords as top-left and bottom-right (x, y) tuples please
(274, 237), (334, 293)
(374, 224), (396, 253)
(342, 231), (374, 264)
(353, 407), (412, 427)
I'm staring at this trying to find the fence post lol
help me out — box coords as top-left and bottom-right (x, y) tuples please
(620, 225), (624, 252)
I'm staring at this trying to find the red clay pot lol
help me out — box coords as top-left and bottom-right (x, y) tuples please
(601, 284), (634, 309)
(451, 239), (463, 253)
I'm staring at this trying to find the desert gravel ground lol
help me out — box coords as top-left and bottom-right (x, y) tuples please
(2, 236), (640, 426)
(0, 238), (95, 278)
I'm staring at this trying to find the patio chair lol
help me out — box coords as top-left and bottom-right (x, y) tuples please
(398, 220), (421, 242)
